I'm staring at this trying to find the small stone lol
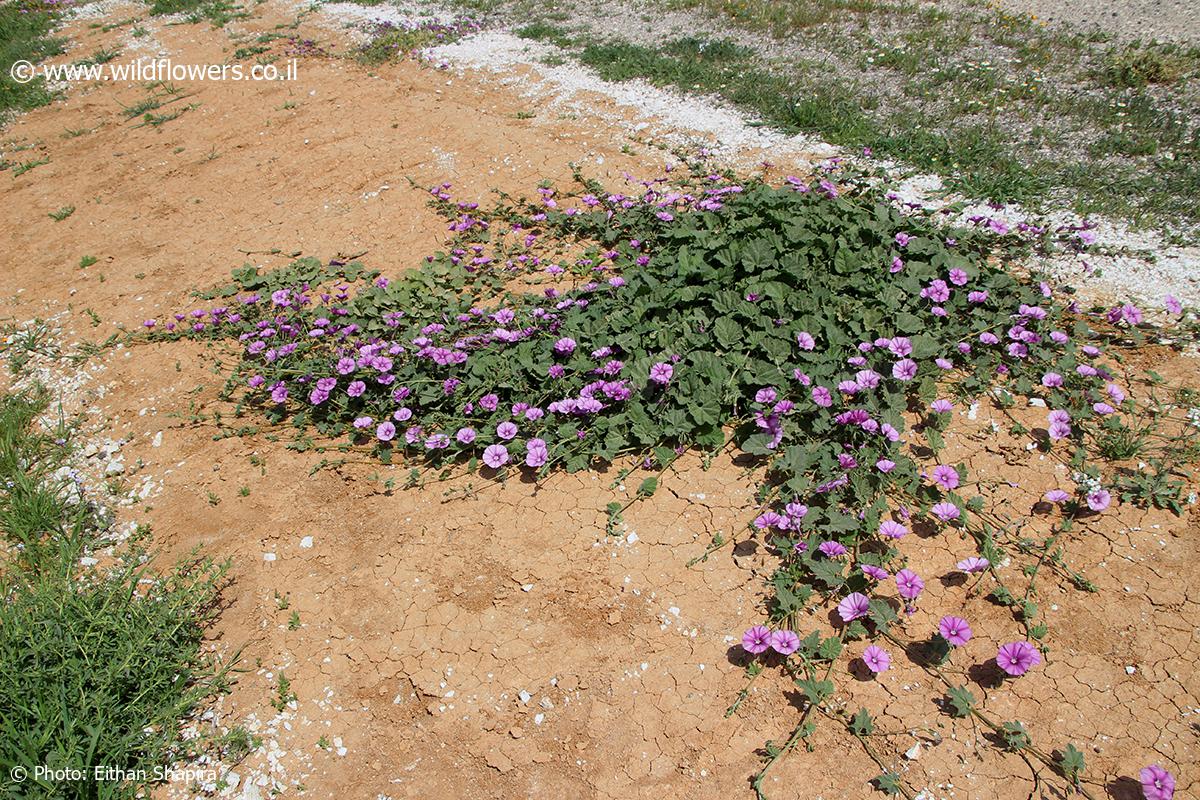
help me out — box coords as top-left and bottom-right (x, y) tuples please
(263, 552), (276, 562)
(518, 690), (532, 705)
(905, 743), (922, 760)
(300, 536), (313, 548)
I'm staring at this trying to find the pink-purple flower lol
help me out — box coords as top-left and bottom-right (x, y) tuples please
(956, 556), (989, 573)
(649, 362), (673, 385)
(769, 629), (800, 656)
(1140, 765), (1175, 800)
(938, 616), (972, 646)
(1086, 489), (1111, 512)
(895, 569), (924, 600)
(837, 592), (870, 623)
(931, 464), (960, 490)
(742, 625), (772, 655)
(861, 645), (891, 674)
(483, 444), (509, 468)
(931, 501), (960, 522)
(996, 641), (1041, 676)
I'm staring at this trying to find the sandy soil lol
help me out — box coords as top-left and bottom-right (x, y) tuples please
(1, 3), (1197, 799)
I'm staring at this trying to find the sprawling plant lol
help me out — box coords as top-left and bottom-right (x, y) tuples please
(151, 160), (1193, 798)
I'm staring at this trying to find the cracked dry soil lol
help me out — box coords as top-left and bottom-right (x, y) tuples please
(0, 2), (1196, 798)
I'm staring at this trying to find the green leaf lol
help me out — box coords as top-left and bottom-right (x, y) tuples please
(713, 316), (741, 349)
(1060, 743), (1085, 783)
(873, 772), (902, 795)
(637, 477), (658, 498)
(947, 686), (975, 718)
(795, 678), (834, 705)
(849, 708), (874, 736)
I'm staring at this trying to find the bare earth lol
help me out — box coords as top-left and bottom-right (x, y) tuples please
(1, 3), (1197, 799)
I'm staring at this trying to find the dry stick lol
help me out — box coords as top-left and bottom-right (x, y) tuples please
(877, 630), (1100, 800)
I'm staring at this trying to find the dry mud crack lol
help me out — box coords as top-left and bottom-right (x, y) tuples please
(0, 2), (1197, 799)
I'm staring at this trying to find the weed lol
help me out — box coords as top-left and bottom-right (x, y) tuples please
(12, 156), (49, 176)
(48, 205), (74, 221)
(271, 673), (296, 711)
(78, 254), (98, 268)
(0, 390), (235, 795)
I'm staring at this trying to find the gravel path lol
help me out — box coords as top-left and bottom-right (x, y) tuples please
(987, 0), (1200, 44)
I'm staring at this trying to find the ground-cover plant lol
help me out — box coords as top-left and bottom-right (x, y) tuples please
(357, 16), (483, 64)
(150, 159), (1196, 797)
(0, 389), (237, 799)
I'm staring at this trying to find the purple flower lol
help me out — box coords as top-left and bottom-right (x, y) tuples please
(996, 641), (1041, 676)
(755, 387), (778, 405)
(811, 386), (833, 407)
(894, 232), (911, 247)
(892, 359), (918, 381)
(1093, 402), (1115, 415)
(649, 362), (674, 385)
(525, 438), (549, 467)
(1044, 489), (1069, 504)
(1042, 372), (1064, 388)
(376, 421), (396, 441)
(875, 458), (896, 473)
(347, 380), (366, 398)
(956, 556), (989, 573)
(483, 444), (509, 468)
(837, 592), (870, 623)
(497, 421), (518, 440)
(895, 569), (924, 600)
(554, 337), (577, 355)
(861, 645), (891, 674)
(479, 393), (499, 411)
(769, 629), (800, 656)
(1086, 489), (1111, 511)
(861, 564), (889, 581)
(352, 416), (373, 429)
(931, 399), (953, 413)
(931, 502), (960, 522)
(1140, 765), (1175, 800)
(818, 541), (848, 558)
(270, 383), (288, 404)
(795, 331), (815, 350)
(879, 520), (907, 539)
(938, 616), (972, 647)
(931, 465), (960, 490)
(1164, 295), (1183, 316)
(742, 625), (772, 655)
(456, 427), (477, 444)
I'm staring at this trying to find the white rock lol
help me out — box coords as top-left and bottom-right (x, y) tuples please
(300, 536), (313, 549)
(518, 690), (532, 705)
(905, 743), (922, 760)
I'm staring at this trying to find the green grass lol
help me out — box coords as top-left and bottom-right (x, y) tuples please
(0, 389), (237, 799)
(499, 0), (1200, 232)
(0, 1), (66, 117)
